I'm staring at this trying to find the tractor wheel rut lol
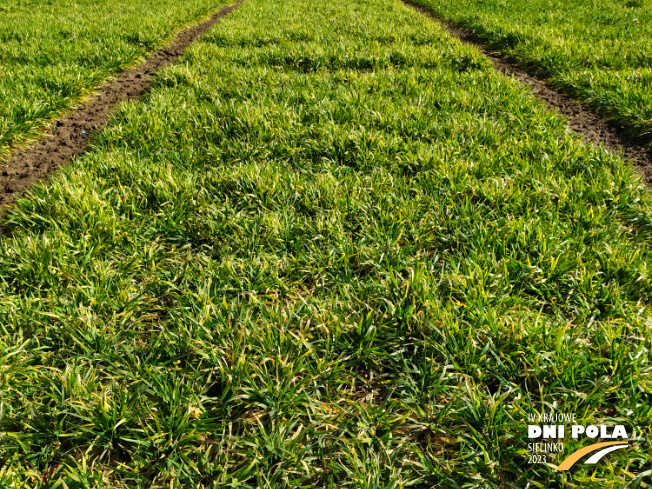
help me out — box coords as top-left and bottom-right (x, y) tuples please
(3, 0), (651, 222)
(0, 0), (244, 217)
(403, 0), (652, 183)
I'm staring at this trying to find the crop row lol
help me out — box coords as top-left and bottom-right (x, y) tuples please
(415, 0), (652, 143)
(0, 0), (651, 486)
(0, 0), (228, 156)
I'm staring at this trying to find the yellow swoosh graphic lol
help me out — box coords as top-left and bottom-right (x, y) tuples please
(557, 441), (628, 471)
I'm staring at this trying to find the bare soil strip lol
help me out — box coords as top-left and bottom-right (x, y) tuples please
(0, 0), (244, 214)
(403, 0), (652, 183)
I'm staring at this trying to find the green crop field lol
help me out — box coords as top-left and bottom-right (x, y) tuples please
(413, 0), (652, 144)
(0, 0), (229, 157)
(1, 0), (652, 487)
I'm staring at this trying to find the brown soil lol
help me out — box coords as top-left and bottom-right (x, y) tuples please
(0, 0), (244, 215)
(403, 0), (652, 183)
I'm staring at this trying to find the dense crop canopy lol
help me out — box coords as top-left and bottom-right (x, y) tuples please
(0, 0), (651, 486)
(0, 0), (229, 156)
(415, 0), (652, 144)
